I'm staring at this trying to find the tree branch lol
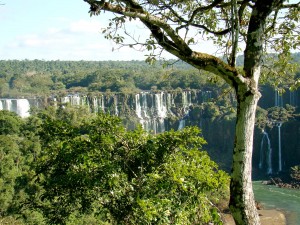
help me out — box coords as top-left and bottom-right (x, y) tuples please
(85, 0), (243, 87)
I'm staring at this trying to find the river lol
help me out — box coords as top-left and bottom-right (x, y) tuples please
(253, 181), (300, 225)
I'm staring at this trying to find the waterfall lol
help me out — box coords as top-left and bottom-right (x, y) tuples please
(62, 96), (70, 104)
(135, 94), (142, 119)
(92, 97), (98, 112)
(182, 91), (191, 109)
(0, 90), (203, 133)
(0, 99), (30, 118)
(1, 99), (12, 112)
(277, 122), (283, 172)
(155, 92), (167, 118)
(178, 119), (185, 130)
(69, 94), (81, 105)
(135, 92), (149, 120)
(176, 91), (193, 130)
(275, 90), (283, 107)
(135, 92), (168, 133)
(259, 130), (273, 174)
(16, 99), (30, 118)
(100, 95), (105, 111)
(114, 98), (119, 116)
(135, 92), (151, 132)
(92, 95), (105, 112)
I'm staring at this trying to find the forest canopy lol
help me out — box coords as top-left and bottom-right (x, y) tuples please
(0, 53), (299, 98)
(0, 107), (229, 225)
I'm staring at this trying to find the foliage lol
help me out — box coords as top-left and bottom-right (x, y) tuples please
(255, 104), (297, 131)
(0, 60), (214, 97)
(0, 135), (22, 216)
(0, 110), (23, 135)
(291, 165), (300, 182)
(25, 111), (229, 225)
(0, 58), (299, 98)
(0, 111), (46, 224)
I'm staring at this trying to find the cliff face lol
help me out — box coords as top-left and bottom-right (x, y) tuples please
(1, 88), (300, 176)
(0, 90), (213, 132)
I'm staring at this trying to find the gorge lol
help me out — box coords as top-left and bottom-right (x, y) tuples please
(1, 87), (299, 176)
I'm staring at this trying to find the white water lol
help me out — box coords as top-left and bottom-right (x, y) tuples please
(259, 131), (273, 174)
(135, 92), (169, 133)
(155, 92), (167, 118)
(1, 91), (205, 133)
(0, 99), (30, 118)
(275, 90), (283, 107)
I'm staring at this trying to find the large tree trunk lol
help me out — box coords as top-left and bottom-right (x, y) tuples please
(229, 77), (261, 225)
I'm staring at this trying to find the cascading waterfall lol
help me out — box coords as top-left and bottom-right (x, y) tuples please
(92, 95), (105, 112)
(0, 99), (30, 118)
(1, 90), (202, 133)
(155, 92), (167, 118)
(135, 94), (142, 120)
(135, 92), (152, 132)
(277, 122), (283, 172)
(135, 92), (169, 133)
(92, 97), (98, 112)
(259, 130), (273, 174)
(16, 99), (31, 118)
(1, 99), (12, 112)
(275, 90), (283, 107)
(114, 97), (119, 116)
(61, 94), (83, 106)
(177, 91), (192, 130)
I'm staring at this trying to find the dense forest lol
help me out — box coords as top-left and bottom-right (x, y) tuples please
(1, 53), (299, 98)
(0, 59), (213, 97)
(0, 108), (229, 224)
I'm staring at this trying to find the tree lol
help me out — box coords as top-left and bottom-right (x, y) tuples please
(29, 112), (229, 224)
(0, 111), (23, 135)
(83, 0), (299, 224)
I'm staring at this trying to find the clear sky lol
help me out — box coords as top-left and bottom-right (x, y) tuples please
(0, 0), (155, 61)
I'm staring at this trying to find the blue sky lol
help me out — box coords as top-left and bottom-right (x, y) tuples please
(1, 1), (297, 61)
(0, 0), (151, 60)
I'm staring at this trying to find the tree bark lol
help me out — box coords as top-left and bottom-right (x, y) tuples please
(229, 75), (261, 225)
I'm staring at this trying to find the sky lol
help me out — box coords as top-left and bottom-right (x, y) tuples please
(1, 1), (298, 61)
(0, 0), (159, 61)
